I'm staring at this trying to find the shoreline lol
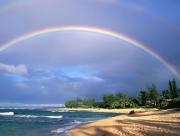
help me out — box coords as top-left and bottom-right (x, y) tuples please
(62, 108), (155, 136)
(62, 107), (155, 114)
(66, 108), (180, 136)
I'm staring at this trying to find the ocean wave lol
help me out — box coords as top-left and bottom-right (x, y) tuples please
(15, 115), (63, 119)
(73, 120), (82, 124)
(44, 115), (63, 119)
(51, 125), (75, 134)
(51, 110), (74, 113)
(0, 112), (14, 116)
(15, 115), (38, 118)
(51, 120), (82, 134)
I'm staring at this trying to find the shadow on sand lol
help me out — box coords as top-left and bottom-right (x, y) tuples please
(74, 110), (180, 136)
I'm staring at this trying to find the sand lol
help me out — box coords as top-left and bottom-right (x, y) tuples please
(67, 108), (180, 136)
(63, 108), (153, 114)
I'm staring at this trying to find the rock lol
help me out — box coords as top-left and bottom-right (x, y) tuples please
(129, 110), (135, 114)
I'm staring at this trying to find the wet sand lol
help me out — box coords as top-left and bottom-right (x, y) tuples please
(68, 109), (180, 136)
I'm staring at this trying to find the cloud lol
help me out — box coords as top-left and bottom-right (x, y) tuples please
(85, 76), (105, 82)
(0, 63), (28, 75)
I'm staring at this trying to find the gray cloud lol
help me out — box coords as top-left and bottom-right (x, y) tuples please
(0, 63), (28, 75)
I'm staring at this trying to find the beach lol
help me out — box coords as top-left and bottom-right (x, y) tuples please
(68, 108), (180, 136)
(0, 108), (119, 136)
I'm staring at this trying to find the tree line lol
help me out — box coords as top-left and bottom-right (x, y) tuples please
(65, 79), (180, 109)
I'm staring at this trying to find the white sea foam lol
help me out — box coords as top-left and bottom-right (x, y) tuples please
(51, 110), (65, 112)
(51, 125), (75, 134)
(15, 115), (38, 118)
(51, 110), (74, 113)
(15, 115), (63, 119)
(0, 112), (14, 116)
(51, 120), (82, 134)
(44, 115), (63, 119)
(73, 120), (82, 124)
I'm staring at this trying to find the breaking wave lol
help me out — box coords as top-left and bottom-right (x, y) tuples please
(0, 112), (14, 116)
(50, 110), (75, 113)
(51, 120), (82, 134)
(15, 115), (63, 119)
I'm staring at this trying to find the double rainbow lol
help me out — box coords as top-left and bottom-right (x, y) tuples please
(0, 26), (179, 77)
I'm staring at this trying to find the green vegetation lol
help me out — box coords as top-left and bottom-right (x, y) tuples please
(139, 84), (159, 107)
(65, 79), (180, 109)
(65, 98), (96, 108)
(165, 98), (180, 108)
(138, 90), (148, 106)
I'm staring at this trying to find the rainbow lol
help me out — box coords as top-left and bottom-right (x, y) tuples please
(0, 26), (179, 77)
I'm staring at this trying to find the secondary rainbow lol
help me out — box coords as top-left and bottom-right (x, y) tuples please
(0, 26), (179, 77)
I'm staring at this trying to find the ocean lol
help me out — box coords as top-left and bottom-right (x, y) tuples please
(0, 108), (119, 136)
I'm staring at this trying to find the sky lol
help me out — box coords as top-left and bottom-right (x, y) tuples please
(0, 0), (180, 104)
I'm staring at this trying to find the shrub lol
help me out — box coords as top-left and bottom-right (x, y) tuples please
(166, 98), (180, 109)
